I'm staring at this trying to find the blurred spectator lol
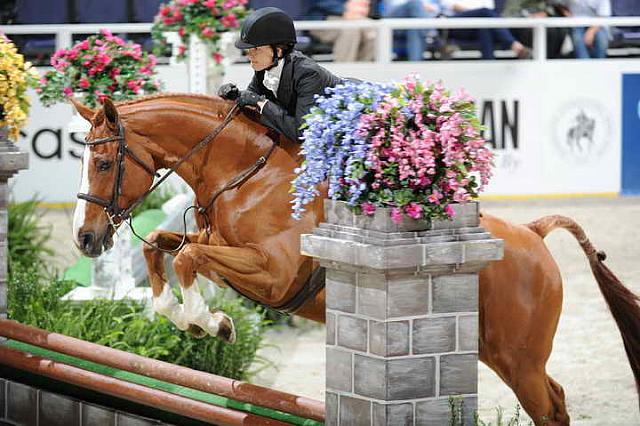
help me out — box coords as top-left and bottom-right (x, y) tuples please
(382, 0), (440, 61)
(501, 0), (571, 58)
(568, 0), (611, 58)
(441, 0), (531, 59)
(308, 0), (378, 61)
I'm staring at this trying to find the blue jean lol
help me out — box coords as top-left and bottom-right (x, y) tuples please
(572, 27), (609, 59)
(450, 8), (516, 59)
(386, 0), (437, 61)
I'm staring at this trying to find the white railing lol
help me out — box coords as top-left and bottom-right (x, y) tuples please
(2, 16), (640, 63)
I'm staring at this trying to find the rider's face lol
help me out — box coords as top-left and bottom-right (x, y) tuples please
(245, 46), (274, 71)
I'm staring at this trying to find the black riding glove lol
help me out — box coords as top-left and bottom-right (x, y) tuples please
(218, 83), (240, 101)
(237, 90), (265, 109)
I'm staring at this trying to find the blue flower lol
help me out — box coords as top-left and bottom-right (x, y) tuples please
(290, 80), (392, 219)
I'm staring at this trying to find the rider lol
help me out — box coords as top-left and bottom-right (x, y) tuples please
(218, 7), (343, 143)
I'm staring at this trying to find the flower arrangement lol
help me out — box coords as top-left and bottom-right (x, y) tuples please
(151, 0), (249, 63)
(291, 75), (494, 223)
(38, 29), (162, 109)
(0, 33), (39, 141)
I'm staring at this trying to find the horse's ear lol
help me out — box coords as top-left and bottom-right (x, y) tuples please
(103, 98), (119, 127)
(68, 97), (95, 122)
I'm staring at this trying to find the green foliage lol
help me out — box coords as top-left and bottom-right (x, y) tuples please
(7, 198), (55, 279)
(8, 268), (268, 380)
(444, 398), (534, 426)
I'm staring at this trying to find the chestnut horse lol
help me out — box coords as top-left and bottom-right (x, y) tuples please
(71, 94), (640, 425)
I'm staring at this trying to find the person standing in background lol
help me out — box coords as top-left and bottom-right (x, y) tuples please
(568, 0), (611, 58)
(382, 0), (441, 61)
(308, 0), (379, 62)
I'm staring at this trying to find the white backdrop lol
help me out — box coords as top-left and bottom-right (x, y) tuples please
(10, 59), (639, 203)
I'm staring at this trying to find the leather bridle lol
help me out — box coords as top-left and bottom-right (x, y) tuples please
(77, 103), (278, 253)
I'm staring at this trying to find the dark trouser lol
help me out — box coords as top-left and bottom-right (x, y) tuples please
(510, 27), (570, 59)
(448, 8), (516, 59)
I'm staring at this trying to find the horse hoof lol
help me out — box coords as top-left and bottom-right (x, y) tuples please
(215, 312), (236, 344)
(187, 324), (207, 339)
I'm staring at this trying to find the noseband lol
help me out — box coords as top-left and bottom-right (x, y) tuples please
(78, 103), (278, 253)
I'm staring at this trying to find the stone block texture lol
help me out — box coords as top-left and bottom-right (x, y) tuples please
(312, 200), (501, 425)
(0, 380), (172, 426)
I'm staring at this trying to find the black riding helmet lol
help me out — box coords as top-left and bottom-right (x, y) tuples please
(235, 7), (297, 50)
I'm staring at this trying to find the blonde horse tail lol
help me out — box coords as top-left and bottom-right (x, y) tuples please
(527, 215), (640, 405)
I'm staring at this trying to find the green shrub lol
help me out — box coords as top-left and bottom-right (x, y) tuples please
(7, 197), (54, 279)
(8, 264), (268, 380)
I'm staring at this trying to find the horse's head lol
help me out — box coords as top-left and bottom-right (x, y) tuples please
(71, 97), (156, 257)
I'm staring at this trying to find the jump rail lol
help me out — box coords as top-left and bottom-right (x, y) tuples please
(0, 319), (324, 426)
(1, 16), (640, 63)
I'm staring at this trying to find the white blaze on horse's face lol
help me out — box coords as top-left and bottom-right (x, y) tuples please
(72, 146), (91, 247)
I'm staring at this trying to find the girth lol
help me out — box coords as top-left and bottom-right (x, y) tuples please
(222, 267), (326, 315)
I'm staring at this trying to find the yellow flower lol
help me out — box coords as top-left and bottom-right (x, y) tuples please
(0, 35), (39, 141)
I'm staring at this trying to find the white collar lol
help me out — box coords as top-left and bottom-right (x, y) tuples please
(263, 58), (284, 96)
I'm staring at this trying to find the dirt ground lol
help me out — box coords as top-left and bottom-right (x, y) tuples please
(41, 197), (640, 425)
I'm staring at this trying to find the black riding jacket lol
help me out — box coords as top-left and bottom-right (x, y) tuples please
(247, 50), (342, 143)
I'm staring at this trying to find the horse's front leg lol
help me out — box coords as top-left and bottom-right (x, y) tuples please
(142, 230), (198, 331)
(173, 243), (274, 343)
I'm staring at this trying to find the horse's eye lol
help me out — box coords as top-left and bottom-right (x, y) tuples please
(98, 160), (112, 172)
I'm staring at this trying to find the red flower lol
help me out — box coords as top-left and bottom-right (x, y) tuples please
(221, 13), (238, 28)
(201, 27), (215, 38)
(213, 52), (223, 63)
(79, 77), (90, 89)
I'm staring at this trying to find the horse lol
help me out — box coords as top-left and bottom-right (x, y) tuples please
(70, 94), (640, 426)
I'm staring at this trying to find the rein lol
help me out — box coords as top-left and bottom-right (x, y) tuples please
(78, 103), (278, 253)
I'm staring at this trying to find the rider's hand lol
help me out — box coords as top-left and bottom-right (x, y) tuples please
(218, 83), (240, 101)
(237, 90), (266, 109)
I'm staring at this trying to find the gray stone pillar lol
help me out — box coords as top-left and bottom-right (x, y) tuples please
(301, 200), (503, 426)
(0, 127), (29, 327)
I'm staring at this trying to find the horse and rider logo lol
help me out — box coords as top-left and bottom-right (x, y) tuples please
(554, 100), (610, 163)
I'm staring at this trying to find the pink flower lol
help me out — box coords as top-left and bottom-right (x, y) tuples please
(361, 202), (376, 216)
(79, 77), (90, 89)
(100, 29), (113, 38)
(201, 27), (215, 38)
(221, 13), (238, 28)
(427, 190), (442, 205)
(390, 207), (403, 224)
(444, 204), (456, 218)
(63, 87), (73, 97)
(212, 52), (223, 64)
(178, 45), (187, 56)
(405, 203), (422, 220)
(178, 27), (186, 37)
(204, 0), (217, 7)
(223, 0), (238, 8)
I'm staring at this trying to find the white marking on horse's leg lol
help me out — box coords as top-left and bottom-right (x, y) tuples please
(153, 284), (188, 331)
(72, 147), (91, 246)
(182, 284), (220, 337)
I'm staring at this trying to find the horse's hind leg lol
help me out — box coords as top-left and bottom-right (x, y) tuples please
(143, 230), (197, 331)
(172, 243), (274, 343)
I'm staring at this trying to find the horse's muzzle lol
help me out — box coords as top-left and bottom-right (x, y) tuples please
(77, 230), (114, 258)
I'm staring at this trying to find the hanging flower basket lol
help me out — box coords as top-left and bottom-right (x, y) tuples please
(37, 29), (162, 109)
(151, 0), (249, 64)
(291, 74), (494, 223)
